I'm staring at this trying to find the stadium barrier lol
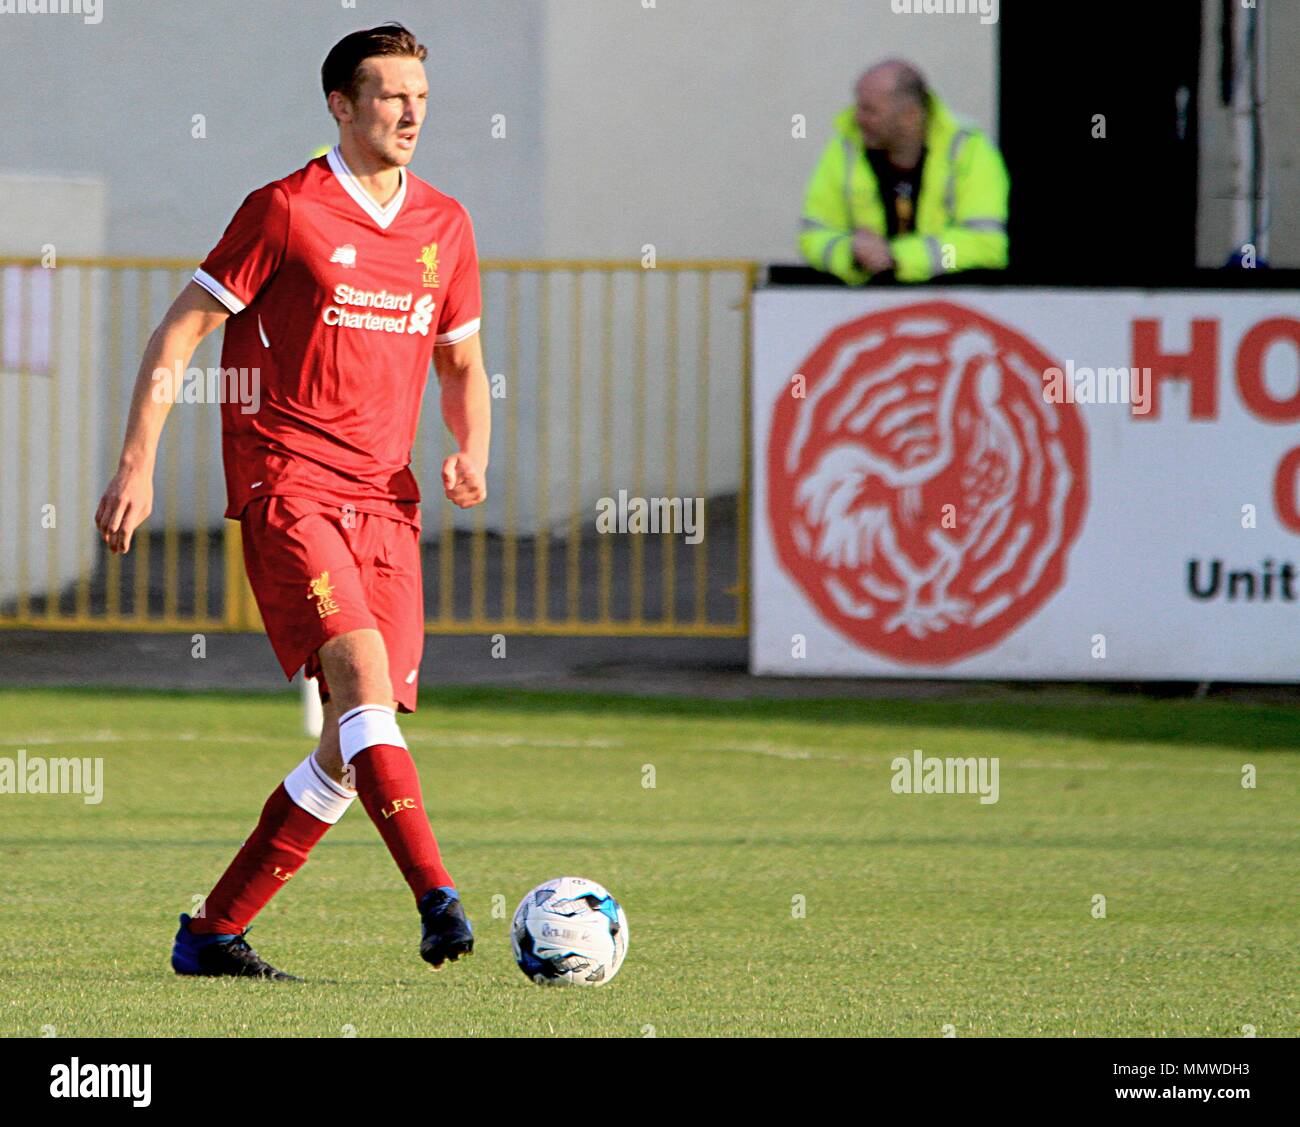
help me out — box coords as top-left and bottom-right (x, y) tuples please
(0, 257), (758, 637)
(751, 284), (1300, 681)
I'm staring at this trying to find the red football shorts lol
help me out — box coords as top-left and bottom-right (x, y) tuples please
(239, 495), (425, 713)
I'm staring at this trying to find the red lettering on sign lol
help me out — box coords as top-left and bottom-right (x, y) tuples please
(1131, 318), (1218, 420)
(1237, 318), (1300, 423)
(1274, 447), (1300, 534)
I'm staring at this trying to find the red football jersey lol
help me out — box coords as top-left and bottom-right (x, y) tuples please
(194, 146), (482, 529)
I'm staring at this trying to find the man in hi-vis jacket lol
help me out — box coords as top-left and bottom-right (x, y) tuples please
(800, 60), (1009, 284)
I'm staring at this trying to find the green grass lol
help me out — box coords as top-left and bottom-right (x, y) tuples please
(0, 685), (1296, 1037)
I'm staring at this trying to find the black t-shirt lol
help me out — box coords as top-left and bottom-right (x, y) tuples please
(866, 147), (927, 238)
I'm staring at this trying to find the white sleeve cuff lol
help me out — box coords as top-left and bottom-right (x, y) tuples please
(193, 268), (246, 314)
(434, 317), (481, 346)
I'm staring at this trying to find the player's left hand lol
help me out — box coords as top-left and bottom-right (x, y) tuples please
(442, 451), (487, 509)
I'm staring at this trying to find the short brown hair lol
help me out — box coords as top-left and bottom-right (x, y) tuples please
(321, 23), (428, 110)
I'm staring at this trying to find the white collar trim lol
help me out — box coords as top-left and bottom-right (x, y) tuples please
(327, 145), (406, 230)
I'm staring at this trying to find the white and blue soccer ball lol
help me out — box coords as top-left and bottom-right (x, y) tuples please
(510, 876), (629, 987)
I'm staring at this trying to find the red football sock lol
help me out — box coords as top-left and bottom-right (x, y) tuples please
(351, 744), (454, 901)
(189, 784), (332, 935)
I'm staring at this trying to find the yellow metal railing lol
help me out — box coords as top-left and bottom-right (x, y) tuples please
(0, 257), (757, 637)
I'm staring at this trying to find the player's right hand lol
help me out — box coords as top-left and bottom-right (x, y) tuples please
(95, 466), (154, 555)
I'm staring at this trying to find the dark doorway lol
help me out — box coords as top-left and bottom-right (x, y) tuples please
(998, 1), (1203, 282)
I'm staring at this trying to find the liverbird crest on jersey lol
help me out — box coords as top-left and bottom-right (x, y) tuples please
(417, 242), (440, 288)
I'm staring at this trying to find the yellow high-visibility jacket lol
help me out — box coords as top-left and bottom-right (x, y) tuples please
(799, 94), (1010, 284)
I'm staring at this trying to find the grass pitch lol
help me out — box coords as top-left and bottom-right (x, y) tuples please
(1, 684), (1296, 1037)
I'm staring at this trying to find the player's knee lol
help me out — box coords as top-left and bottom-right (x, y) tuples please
(319, 630), (391, 706)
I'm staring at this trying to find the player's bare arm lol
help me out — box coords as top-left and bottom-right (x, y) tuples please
(434, 331), (491, 509)
(93, 282), (231, 555)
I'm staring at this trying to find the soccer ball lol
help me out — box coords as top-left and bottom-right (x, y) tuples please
(510, 876), (629, 987)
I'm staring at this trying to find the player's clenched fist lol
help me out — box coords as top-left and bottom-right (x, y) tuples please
(441, 451), (486, 509)
(94, 466), (153, 555)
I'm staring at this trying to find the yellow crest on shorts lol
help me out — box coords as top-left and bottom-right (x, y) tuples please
(416, 242), (440, 288)
(308, 571), (340, 619)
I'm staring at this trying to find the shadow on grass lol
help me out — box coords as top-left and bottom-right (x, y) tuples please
(2, 683), (1298, 753)
(2, 832), (1290, 852)
(391, 685), (1300, 754)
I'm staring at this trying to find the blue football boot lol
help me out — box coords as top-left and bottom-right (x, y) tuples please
(418, 887), (474, 968)
(171, 913), (300, 981)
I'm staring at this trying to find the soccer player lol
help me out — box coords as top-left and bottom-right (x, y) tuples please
(93, 24), (490, 980)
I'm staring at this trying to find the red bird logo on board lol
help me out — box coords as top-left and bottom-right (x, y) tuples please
(767, 301), (1088, 664)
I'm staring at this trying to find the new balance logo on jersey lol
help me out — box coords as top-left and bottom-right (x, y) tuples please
(322, 284), (437, 337)
(329, 244), (357, 267)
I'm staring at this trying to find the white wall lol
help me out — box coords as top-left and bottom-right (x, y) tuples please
(0, 0), (547, 259)
(540, 0), (998, 260)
